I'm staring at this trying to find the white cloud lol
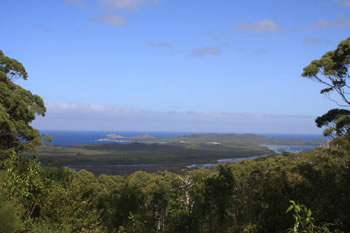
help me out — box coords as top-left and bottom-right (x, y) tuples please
(232, 19), (280, 32)
(66, 0), (160, 26)
(100, 0), (160, 10)
(92, 14), (128, 26)
(191, 47), (222, 56)
(316, 15), (350, 28)
(336, 0), (350, 7)
(64, 0), (82, 4)
(334, 14), (350, 27)
(33, 102), (321, 134)
(64, 0), (88, 7)
(208, 30), (231, 40)
(46, 102), (132, 113)
(303, 37), (333, 45)
(299, 15), (350, 31)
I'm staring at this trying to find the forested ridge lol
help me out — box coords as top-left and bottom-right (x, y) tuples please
(0, 38), (350, 233)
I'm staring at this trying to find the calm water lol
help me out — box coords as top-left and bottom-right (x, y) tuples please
(187, 156), (262, 169)
(262, 144), (317, 153)
(186, 144), (319, 169)
(40, 131), (191, 145)
(40, 130), (324, 146)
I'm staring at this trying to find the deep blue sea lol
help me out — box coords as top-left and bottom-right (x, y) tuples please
(40, 130), (325, 146)
(40, 131), (192, 145)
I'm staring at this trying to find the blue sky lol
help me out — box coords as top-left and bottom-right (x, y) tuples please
(1, 0), (349, 133)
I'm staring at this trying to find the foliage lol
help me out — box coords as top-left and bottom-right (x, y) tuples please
(302, 37), (350, 138)
(315, 109), (350, 137)
(38, 170), (106, 232)
(2, 151), (46, 218)
(302, 37), (350, 106)
(202, 165), (236, 233)
(0, 50), (46, 156)
(0, 190), (22, 233)
(3, 138), (350, 232)
(286, 200), (332, 233)
(43, 134), (53, 143)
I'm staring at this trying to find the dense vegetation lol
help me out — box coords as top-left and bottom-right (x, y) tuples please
(0, 38), (349, 232)
(34, 141), (271, 175)
(158, 133), (324, 146)
(96, 133), (324, 146)
(33, 133), (322, 175)
(2, 142), (350, 232)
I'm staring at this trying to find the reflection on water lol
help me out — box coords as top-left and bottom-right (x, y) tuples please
(187, 144), (319, 169)
(187, 155), (262, 169)
(261, 144), (317, 154)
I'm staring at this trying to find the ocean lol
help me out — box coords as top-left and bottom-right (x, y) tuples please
(39, 130), (325, 146)
(40, 131), (191, 145)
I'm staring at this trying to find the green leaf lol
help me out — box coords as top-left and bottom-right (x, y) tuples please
(286, 205), (294, 213)
(307, 209), (311, 218)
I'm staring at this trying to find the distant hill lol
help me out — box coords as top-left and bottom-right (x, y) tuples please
(162, 133), (325, 146)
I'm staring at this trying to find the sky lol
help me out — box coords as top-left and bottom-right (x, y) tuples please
(1, 0), (349, 133)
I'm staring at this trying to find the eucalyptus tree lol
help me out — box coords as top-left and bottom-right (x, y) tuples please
(302, 37), (350, 106)
(0, 50), (46, 156)
(302, 37), (350, 137)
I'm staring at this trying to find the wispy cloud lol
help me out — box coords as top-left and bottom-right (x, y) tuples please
(298, 15), (350, 31)
(191, 47), (222, 57)
(66, 0), (160, 10)
(303, 37), (332, 45)
(333, 14), (350, 27)
(64, 0), (82, 5)
(64, 0), (87, 7)
(92, 14), (129, 26)
(34, 102), (321, 133)
(100, 0), (160, 11)
(232, 15), (350, 34)
(336, 0), (350, 8)
(147, 42), (173, 49)
(46, 102), (133, 113)
(66, 0), (161, 26)
(208, 30), (231, 40)
(232, 19), (280, 32)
